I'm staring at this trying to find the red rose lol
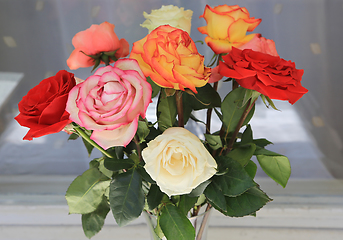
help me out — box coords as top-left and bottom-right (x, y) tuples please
(15, 70), (76, 140)
(219, 47), (308, 104)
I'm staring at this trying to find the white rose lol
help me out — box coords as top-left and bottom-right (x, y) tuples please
(142, 127), (217, 196)
(140, 5), (193, 34)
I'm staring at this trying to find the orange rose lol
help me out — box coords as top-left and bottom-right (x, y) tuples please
(198, 5), (261, 54)
(67, 22), (130, 70)
(130, 25), (210, 93)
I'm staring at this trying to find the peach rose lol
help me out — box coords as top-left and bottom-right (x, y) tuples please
(130, 25), (210, 93)
(198, 5), (261, 54)
(142, 127), (217, 196)
(66, 59), (152, 149)
(239, 34), (279, 57)
(67, 22), (130, 70)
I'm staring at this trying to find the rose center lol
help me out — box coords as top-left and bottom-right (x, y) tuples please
(100, 81), (126, 104)
(164, 148), (190, 176)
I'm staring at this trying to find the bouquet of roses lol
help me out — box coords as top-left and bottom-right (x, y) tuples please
(14, 4), (308, 240)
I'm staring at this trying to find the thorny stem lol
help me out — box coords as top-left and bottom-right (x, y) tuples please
(72, 122), (114, 159)
(175, 90), (184, 127)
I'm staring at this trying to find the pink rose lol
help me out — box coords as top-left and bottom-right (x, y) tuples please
(67, 22), (130, 70)
(239, 34), (279, 57)
(66, 59), (152, 149)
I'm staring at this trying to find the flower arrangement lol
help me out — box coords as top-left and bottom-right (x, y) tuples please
(15, 4), (307, 240)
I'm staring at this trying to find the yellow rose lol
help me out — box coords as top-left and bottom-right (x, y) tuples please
(142, 127), (217, 196)
(198, 4), (261, 54)
(140, 5), (193, 34)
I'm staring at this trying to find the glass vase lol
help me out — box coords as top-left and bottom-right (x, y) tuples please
(143, 208), (212, 240)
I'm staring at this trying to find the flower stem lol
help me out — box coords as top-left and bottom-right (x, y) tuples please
(232, 79), (239, 90)
(205, 54), (221, 134)
(133, 135), (142, 161)
(205, 81), (218, 134)
(225, 99), (256, 154)
(196, 204), (212, 240)
(71, 122), (115, 159)
(175, 90), (184, 127)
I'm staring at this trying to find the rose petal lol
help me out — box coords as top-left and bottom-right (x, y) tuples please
(90, 117), (139, 149)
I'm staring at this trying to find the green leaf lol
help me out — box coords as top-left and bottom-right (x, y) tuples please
(90, 157), (113, 178)
(261, 95), (280, 110)
(213, 156), (255, 197)
(189, 113), (207, 125)
(195, 194), (206, 206)
(221, 87), (247, 134)
(243, 104), (255, 126)
(136, 165), (156, 184)
(89, 159), (99, 169)
(204, 182), (227, 212)
(109, 168), (144, 226)
(115, 146), (125, 159)
(106, 147), (123, 160)
(214, 108), (223, 122)
(66, 168), (110, 214)
(204, 134), (223, 150)
(137, 121), (150, 143)
(178, 195), (198, 215)
(241, 125), (253, 145)
(104, 157), (135, 171)
(242, 89), (261, 107)
(82, 196), (110, 239)
(253, 138), (273, 148)
(256, 154), (291, 188)
(146, 125), (162, 142)
(184, 83), (221, 111)
(181, 84), (221, 124)
(147, 184), (165, 210)
(82, 137), (95, 157)
(226, 143), (256, 166)
(223, 186), (272, 217)
(159, 204), (195, 240)
(187, 180), (211, 197)
(68, 133), (79, 140)
(97, 157), (114, 179)
(157, 91), (177, 131)
(254, 147), (282, 156)
(155, 217), (165, 239)
(245, 160), (258, 179)
(147, 77), (161, 98)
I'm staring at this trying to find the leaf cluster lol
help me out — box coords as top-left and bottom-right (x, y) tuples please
(65, 80), (292, 240)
